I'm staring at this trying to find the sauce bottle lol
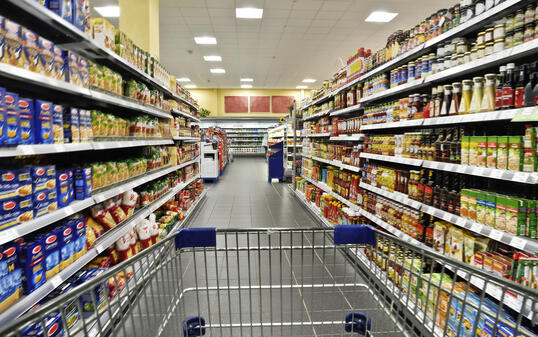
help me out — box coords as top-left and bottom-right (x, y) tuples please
(459, 79), (473, 114)
(424, 170), (434, 206)
(440, 85), (452, 116)
(502, 63), (516, 109)
(450, 82), (461, 115)
(469, 77), (484, 113)
(514, 64), (528, 108)
(433, 171), (442, 209)
(431, 87), (439, 117)
(434, 129), (445, 161)
(480, 73), (496, 112)
(495, 66), (506, 110)
(525, 72), (538, 106)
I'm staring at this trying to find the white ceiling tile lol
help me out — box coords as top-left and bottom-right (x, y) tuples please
(215, 25), (237, 32)
(208, 8), (233, 17)
(264, 0), (294, 9)
(289, 9), (318, 19)
(185, 16), (212, 25)
(204, 0), (235, 8)
(292, 0), (324, 10)
(309, 19), (335, 28)
(211, 16), (236, 25)
(187, 24), (214, 35)
(180, 7), (209, 17)
(321, 0), (353, 11)
(315, 11), (344, 20)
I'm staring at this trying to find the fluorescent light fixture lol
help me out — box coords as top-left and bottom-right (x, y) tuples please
(241, 84), (253, 89)
(210, 68), (226, 74)
(240, 78), (254, 82)
(365, 11), (398, 23)
(194, 36), (217, 45)
(296, 85), (308, 89)
(302, 79), (316, 83)
(236, 7), (263, 19)
(177, 77), (190, 82)
(204, 55), (222, 62)
(94, 6), (120, 17)
(185, 84), (197, 88)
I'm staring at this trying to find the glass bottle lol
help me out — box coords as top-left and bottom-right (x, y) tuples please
(503, 63), (516, 109)
(434, 129), (445, 162)
(450, 128), (460, 163)
(442, 128), (453, 162)
(459, 79), (473, 114)
(440, 172), (450, 211)
(450, 82), (462, 115)
(433, 171), (442, 209)
(431, 87), (438, 117)
(440, 84), (452, 116)
(417, 169), (426, 202)
(515, 64), (528, 108)
(469, 77), (484, 113)
(495, 66), (506, 110)
(424, 170), (434, 206)
(480, 73), (496, 112)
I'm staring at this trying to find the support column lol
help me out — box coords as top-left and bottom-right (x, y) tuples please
(118, 0), (160, 58)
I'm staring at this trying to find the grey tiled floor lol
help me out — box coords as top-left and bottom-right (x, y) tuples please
(188, 157), (317, 229)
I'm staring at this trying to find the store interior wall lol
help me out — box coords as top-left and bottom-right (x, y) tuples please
(190, 88), (304, 117)
(119, 0), (160, 58)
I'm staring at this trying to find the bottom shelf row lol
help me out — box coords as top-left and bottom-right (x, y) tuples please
(0, 169), (206, 324)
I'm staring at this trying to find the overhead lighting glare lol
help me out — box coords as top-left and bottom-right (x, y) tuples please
(296, 85), (308, 89)
(302, 79), (316, 83)
(94, 6), (120, 17)
(177, 77), (191, 82)
(365, 11), (398, 23)
(241, 84), (253, 89)
(194, 36), (217, 45)
(240, 78), (254, 82)
(210, 68), (226, 74)
(185, 84), (197, 88)
(236, 7), (263, 19)
(204, 55), (222, 62)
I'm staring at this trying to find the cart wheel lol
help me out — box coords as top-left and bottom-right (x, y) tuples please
(182, 316), (206, 337)
(345, 312), (371, 335)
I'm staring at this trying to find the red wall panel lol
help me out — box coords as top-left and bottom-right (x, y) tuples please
(271, 96), (295, 114)
(224, 96), (249, 113)
(250, 96), (271, 113)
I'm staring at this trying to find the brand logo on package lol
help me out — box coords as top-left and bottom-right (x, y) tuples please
(36, 192), (46, 201)
(54, 106), (62, 112)
(19, 100), (29, 108)
(41, 103), (50, 110)
(5, 95), (14, 104)
(32, 245), (42, 254)
(4, 247), (16, 257)
(76, 221), (84, 229)
(36, 168), (45, 176)
(64, 227), (72, 236)
(3, 172), (15, 181)
(48, 323), (59, 336)
(59, 173), (68, 181)
(42, 40), (53, 49)
(3, 201), (16, 211)
(45, 235), (57, 244)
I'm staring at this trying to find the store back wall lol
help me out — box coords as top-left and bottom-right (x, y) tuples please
(191, 89), (303, 117)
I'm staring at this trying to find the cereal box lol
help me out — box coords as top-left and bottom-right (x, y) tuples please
(33, 99), (53, 144)
(19, 238), (46, 294)
(508, 136), (523, 171)
(37, 36), (55, 78)
(3, 20), (23, 67)
(18, 97), (34, 144)
(52, 104), (64, 144)
(496, 136), (509, 170)
(48, 0), (73, 23)
(4, 92), (20, 145)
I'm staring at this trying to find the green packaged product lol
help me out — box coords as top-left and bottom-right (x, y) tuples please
(508, 136), (523, 171)
(496, 136), (509, 170)
(461, 136), (470, 165)
(486, 136), (497, 168)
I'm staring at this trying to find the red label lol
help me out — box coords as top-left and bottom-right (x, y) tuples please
(19, 100), (29, 108)
(41, 103), (50, 110)
(45, 235), (57, 244)
(514, 87), (525, 108)
(76, 221), (84, 229)
(3, 172), (15, 181)
(58, 173), (68, 181)
(36, 168), (45, 176)
(54, 106), (62, 112)
(42, 40), (53, 49)
(4, 247), (16, 257)
(5, 95), (14, 104)
(3, 201), (16, 211)
(502, 87), (514, 107)
(32, 245), (42, 254)
(495, 88), (504, 109)
(36, 193), (46, 201)
(64, 227), (72, 236)
(48, 323), (59, 336)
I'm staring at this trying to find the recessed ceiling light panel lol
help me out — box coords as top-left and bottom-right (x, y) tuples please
(194, 36), (217, 45)
(302, 79), (316, 83)
(204, 55), (222, 62)
(94, 6), (120, 17)
(365, 11), (398, 23)
(177, 77), (191, 82)
(241, 84), (253, 89)
(210, 68), (226, 74)
(296, 85), (308, 89)
(240, 78), (254, 82)
(236, 7), (263, 19)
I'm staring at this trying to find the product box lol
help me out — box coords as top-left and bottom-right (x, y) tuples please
(42, 229), (60, 279)
(72, 0), (86, 32)
(75, 167), (92, 200)
(460, 136), (470, 165)
(72, 218), (86, 260)
(32, 165), (56, 192)
(527, 200), (537, 238)
(496, 136), (509, 170)
(0, 168), (32, 201)
(18, 196), (33, 223)
(33, 99), (53, 144)
(484, 193), (496, 228)
(63, 50), (81, 86)
(52, 104), (64, 144)
(523, 148), (536, 172)
(52, 46), (66, 82)
(0, 196), (20, 231)
(0, 88), (6, 144)
(4, 92), (21, 145)
(19, 239), (46, 294)
(4, 20), (23, 67)
(58, 222), (75, 270)
(38, 36), (55, 78)
(77, 269), (107, 317)
(475, 190), (487, 225)
(48, 0), (73, 23)
(18, 97), (34, 144)
(56, 169), (72, 208)
(508, 136), (523, 171)
(34, 197), (57, 218)
(502, 197), (526, 235)
(91, 18), (116, 51)
(0, 245), (22, 313)
(476, 136), (487, 167)
(78, 55), (89, 88)
(21, 27), (41, 73)
(495, 195), (508, 232)
(63, 107), (80, 143)
(486, 136), (497, 168)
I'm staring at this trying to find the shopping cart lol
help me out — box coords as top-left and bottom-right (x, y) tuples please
(1, 226), (537, 337)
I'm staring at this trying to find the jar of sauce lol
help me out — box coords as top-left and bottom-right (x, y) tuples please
(408, 62), (416, 81)
(493, 24), (505, 40)
(450, 82), (462, 115)
(524, 24), (534, 43)
(484, 42), (494, 56)
(485, 27), (494, 43)
(525, 5), (535, 24)
(514, 9), (525, 30)
(493, 38), (505, 52)
(505, 14), (515, 34)
(513, 27), (524, 46)
(464, 51), (471, 63)
(477, 44), (486, 58)
(476, 31), (486, 45)
(505, 31), (514, 48)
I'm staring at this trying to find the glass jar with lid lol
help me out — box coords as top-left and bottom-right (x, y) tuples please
(524, 24), (534, 42)
(525, 5), (535, 24)
(470, 47), (478, 60)
(456, 42), (469, 54)
(457, 53), (466, 65)
(493, 38), (505, 52)
(513, 27), (524, 46)
(484, 28), (494, 43)
(514, 9), (525, 30)
(484, 42), (494, 56)
(505, 14), (515, 34)
(480, 74), (496, 112)
(493, 24), (505, 39)
(464, 51), (472, 63)
(459, 79), (473, 114)
(505, 31), (514, 48)
(476, 31), (486, 45)
(477, 44), (486, 58)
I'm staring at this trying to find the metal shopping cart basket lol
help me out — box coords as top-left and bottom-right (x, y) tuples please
(1, 226), (537, 337)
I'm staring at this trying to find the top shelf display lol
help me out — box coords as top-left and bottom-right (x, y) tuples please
(0, 0), (198, 110)
(301, 0), (528, 111)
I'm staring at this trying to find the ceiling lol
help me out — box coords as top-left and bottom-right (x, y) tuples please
(91, 0), (451, 89)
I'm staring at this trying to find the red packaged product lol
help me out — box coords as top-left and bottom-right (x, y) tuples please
(105, 199), (127, 224)
(121, 190), (138, 217)
(115, 233), (132, 262)
(136, 220), (152, 249)
(91, 204), (117, 230)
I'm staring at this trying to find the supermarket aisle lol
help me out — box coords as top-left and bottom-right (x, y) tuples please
(187, 157), (316, 228)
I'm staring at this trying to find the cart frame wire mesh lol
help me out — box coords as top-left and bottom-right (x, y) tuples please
(1, 226), (537, 337)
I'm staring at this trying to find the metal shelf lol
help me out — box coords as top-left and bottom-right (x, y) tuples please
(329, 104), (363, 117)
(329, 134), (364, 142)
(303, 154), (360, 173)
(172, 109), (200, 122)
(173, 136), (200, 141)
(301, 175), (360, 211)
(302, 108), (332, 121)
(303, 133), (331, 138)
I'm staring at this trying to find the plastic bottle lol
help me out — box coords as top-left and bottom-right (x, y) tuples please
(480, 74), (496, 112)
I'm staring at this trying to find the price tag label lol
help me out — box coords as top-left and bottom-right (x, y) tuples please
(512, 172), (529, 183)
(456, 217), (467, 227)
(473, 167), (485, 175)
(442, 213), (453, 222)
(490, 169), (505, 179)
(51, 276), (62, 288)
(457, 165), (468, 173)
(0, 228), (16, 244)
(510, 237), (527, 250)
(489, 229), (504, 242)
(470, 223), (483, 233)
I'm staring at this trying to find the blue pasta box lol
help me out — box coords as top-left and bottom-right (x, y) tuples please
(32, 165), (56, 192)
(21, 27), (41, 74)
(53, 46), (66, 82)
(18, 98), (34, 144)
(0, 196), (20, 231)
(32, 188), (56, 205)
(21, 312), (65, 337)
(58, 222), (75, 270)
(48, 0), (73, 23)
(63, 107), (80, 143)
(56, 169), (71, 208)
(33, 99), (53, 144)
(0, 244), (22, 312)
(0, 88), (6, 144)
(52, 104), (64, 144)
(18, 196), (34, 223)
(0, 243), (19, 275)
(78, 269), (107, 317)
(0, 16), (5, 64)
(0, 169), (20, 200)
(34, 0), (48, 6)
(4, 20), (23, 68)
(75, 167), (91, 200)
(72, 0), (85, 32)
(78, 56), (89, 88)
(63, 50), (81, 86)
(38, 36), (55, 78)
(4, 92), (21, 145)
(42, 229), (60, 279)
(71, 218), (86, 260)
(19, 238), (46, 294)
(34, 197), (57, 218)
(43, 282), (79, 329)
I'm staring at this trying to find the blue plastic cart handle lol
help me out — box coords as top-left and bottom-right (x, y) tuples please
(183, 316), (206, 337)
(176, 228), (217, 250)
(334, 225), (376, 246)
(345, 312), (371, 335)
